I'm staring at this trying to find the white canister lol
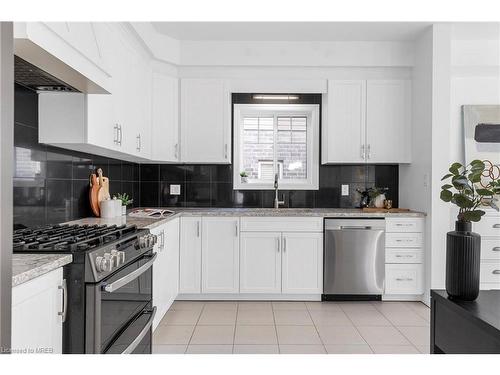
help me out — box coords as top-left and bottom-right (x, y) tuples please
(373, 194), (386, 208)
(113, 199), (122, 217)
(100, 199), (116, 218)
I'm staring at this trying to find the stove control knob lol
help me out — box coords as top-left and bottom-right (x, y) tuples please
(138, 236), (147, 249)
(103, 253), (113, 271)
(95, 256), (111, 273)
(110, 250), (120, 267)
(117, 251), (126, 264)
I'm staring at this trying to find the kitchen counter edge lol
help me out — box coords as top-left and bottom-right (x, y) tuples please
(12, 254), (73, 287)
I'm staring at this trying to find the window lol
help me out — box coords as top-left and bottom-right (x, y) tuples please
(233, 104), (319, 190)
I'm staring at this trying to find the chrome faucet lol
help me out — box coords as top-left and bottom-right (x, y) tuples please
(274, 173), (285, 209)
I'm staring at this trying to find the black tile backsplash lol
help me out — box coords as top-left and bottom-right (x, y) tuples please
(13, 84), (141, 228)
(145, 163), (399, 209)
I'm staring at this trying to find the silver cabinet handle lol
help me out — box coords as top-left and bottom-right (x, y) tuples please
(235, 222), (238, 237)
(224, 144), (228, 159)
(367, 144), (371, 159)
(58, 279), (68, 323)
(103, 253), (157, 293)
(493, 224), (500, 228)
(360, 144), (365, 159)
(395, 255), (413, 258)
(492, 270), (500, 275)
(160, 230), (165, 251)
(396, 277), (413, 281)
(121, 307), (157, 354)
(116, 125), (122, 146)
(277, 237), (280, 253)
(113, 124), (119, 144)
(197, 221), (200, 237)
(136, 134), (141, 152)
(283, 237), (286, 252)
(174, 143), (178, 159)
(493, 247), (500, 252)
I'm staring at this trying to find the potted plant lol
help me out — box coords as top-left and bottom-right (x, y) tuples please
(115, 193), (133, 216)
(440, 159), (499, 301)
(368, 187), (389, 208)
(240, 171), (249, 183)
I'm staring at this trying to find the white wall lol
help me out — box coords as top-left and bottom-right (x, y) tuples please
(399, 26), (433, 304)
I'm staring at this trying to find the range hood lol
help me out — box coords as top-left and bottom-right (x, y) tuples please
(14, 23), (110, 94)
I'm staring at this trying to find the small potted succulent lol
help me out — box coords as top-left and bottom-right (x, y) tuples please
(240, 171), (249, 183)
(115, 193), (134, 216)
(440, 159), (499, 300)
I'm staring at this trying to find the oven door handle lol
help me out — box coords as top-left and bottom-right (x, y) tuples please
(103, 253), (157, 293)
(121, 306), (157, 354)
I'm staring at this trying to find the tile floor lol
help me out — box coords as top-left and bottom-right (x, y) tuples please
(153, 300), (430, 354)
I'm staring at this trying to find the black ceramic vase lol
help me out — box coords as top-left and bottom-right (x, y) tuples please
(445, 221), (481, 301)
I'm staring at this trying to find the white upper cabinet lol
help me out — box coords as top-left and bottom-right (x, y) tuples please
(323, 80), (366, 163)
(151, 71), (179, 162)
(366, 80), (411, 163)
(323, 79), (411, 164)
(180, 79), (231, 164)
(201, 217), (240, 293)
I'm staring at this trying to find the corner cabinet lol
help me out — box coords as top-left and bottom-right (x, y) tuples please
(322, 79), (411, 164)
(180, 79), (231, 164)
(11, 268), (64, 354)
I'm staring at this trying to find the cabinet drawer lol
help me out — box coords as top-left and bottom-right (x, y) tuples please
(385, 248), (422, 264)
(386, 232), (423, 248)
(474, 216), (500, 237)
(481, 238), (500, 260)
(386, 218), (423, 233)
(385, 264), (423, 294)
(480, 262), (500, 284)
(240, 217), (323, 233)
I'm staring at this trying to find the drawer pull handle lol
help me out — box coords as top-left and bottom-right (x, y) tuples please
(396, 277), (413, 281)
(493, 247), (500, 252)
(395, 255), (413, 258)
(493, 224), (500, 228)
(492, 270), (500, 275)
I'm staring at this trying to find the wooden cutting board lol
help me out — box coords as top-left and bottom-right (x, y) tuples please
(96, 168), (110, 209)
(89, 173), (100, 217)
(362, 208), (411, 213)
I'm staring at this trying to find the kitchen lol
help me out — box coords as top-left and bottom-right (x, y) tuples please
(1, 3), (500, 369)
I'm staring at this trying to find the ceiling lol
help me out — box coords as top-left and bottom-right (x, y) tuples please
(151, 22), (432, 42)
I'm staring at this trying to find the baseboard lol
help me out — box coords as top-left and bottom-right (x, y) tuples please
(382, 294), (424, 301)
(176, 293), (322, 301)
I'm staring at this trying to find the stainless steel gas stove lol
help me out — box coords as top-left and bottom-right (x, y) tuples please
(13, 224), (158, 354)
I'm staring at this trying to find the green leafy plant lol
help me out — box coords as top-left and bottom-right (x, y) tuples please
(368, 187), (389, 199)
(114, 193), (133, 207)
(240, 171), (248, 178)
(440, 160), (499, 222)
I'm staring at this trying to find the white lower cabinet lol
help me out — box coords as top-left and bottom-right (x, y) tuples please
(240, 232), (282, 293)
(179, 217), (202, 294)
(151, 218), (180, 330)
(11, 268), (64, 354)
(385, 264), (424, 295)
(201, 217), (240, 293)
(281, 232), (323, 294)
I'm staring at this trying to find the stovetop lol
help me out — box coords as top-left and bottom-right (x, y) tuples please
(13, 224), (140, 253)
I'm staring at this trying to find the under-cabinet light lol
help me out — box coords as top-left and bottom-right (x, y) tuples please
(252, 95), (299, 100)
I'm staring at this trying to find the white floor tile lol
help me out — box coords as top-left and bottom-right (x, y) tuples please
(279, 345), (326, 354)
(357, 326), (411, 346)
(171, 301), (205, 312)
(316, 325), (366, 345)
(382, 310), (429, 326)
(272, 301), (307, 310)
(153, 325), (195, 345)
(238, 302), (273, 311)
(325, 344), (373, 354)
(237, 309), (275, 325)
(160, 309), (202, 325)
(274, 310), (313, 325)
(309, 310), (353, 326)
(190, 325), (235, 345)
(276, 325), (322, 345)
(233, 345), (279, 354)
(305, 302), (342, 312)
(416, 344), (430, 354)
(152, 344), (187, 354)
(203, 302), (238, 311)
(371, 345), (420, 354)
(345, 310), (392, 326)
(234, 325), (278, 345)
(186, 345), (233, 354)
(339, 302), (377, 312)
(198, 309), (237, 325)
(397, 326), (430, 346)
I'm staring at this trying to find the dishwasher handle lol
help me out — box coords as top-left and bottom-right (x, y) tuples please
(339, 226), (373, 230)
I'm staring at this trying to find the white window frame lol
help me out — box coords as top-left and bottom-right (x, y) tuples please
(233, 104), (319, 190)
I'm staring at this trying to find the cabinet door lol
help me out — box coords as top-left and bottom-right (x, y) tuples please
(151, 71), (179, 161)
(240, 232), (282, 294)
(151, 224), (168, 330)
(323, 80), (366, 163)
(385, 264), (423, 295)
(11, 268), (63, 353)
(179, 217), (202, 293)
(201, 217), (240, 293)
(180, 79), (230, 163)
(165, 218), (180, 307)
(282, 232), (323, 294)
(366, 80), (411, 163)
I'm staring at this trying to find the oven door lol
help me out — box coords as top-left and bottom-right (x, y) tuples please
(86, 251), (156, 354)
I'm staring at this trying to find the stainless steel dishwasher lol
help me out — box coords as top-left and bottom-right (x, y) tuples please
(323, 218), (385, 300)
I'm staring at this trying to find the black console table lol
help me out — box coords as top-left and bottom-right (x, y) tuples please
(431, 290), (500, 353)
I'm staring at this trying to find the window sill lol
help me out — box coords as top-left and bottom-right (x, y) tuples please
(233, 182), (319, 191)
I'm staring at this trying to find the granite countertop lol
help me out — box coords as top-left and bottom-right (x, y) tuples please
(67, 207), (426, 230)
(12, 254), (73, 287)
